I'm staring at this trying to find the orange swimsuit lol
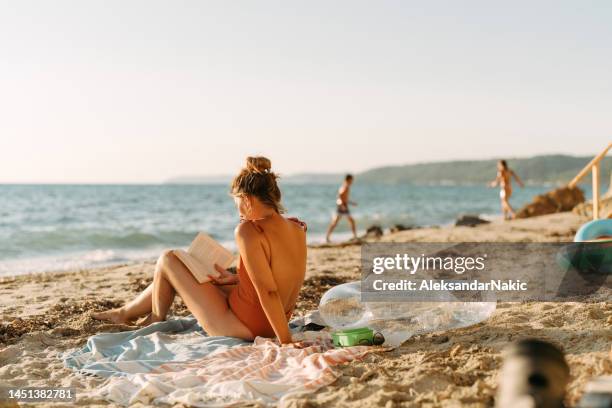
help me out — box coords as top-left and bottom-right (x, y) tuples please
(228, 218), (306, 338)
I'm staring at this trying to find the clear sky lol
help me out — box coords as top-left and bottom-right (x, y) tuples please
(1, 1), (610, 183)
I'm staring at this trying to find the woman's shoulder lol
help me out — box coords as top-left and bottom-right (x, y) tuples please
(286, 216), (307, 232)
(235, 216), (306, 241)
(234, 220), (264, 240)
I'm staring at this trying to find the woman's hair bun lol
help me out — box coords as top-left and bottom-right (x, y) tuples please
(245, 156), (272, 175)
(232, 155), (284, 213)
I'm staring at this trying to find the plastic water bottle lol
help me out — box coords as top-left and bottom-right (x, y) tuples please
(318, 281), (496, 347)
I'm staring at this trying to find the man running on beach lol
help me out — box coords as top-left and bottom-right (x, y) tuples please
(325, 174), (357, 242)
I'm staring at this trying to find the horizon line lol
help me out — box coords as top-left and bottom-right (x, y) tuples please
(0, 151), (605, 185)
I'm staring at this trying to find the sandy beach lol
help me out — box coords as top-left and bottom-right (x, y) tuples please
(3, 1), (611, 405)
(1, 211), (610, 407)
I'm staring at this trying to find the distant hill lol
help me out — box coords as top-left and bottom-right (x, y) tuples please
(166, 155), (612, 186)
(357, 155), (612, 186)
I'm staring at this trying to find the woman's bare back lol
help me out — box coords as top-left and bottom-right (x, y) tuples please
(253, 215), (307, 310)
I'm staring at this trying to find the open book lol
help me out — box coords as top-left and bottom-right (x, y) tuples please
(174, 232), (235, 283)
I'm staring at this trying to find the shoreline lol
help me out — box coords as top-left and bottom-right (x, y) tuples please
(0, 230), (361, 279)
(1, 211), (610, 407)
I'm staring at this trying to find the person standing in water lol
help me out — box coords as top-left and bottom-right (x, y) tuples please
(489, 160), (524, 220)
(325, 174), (358, 242)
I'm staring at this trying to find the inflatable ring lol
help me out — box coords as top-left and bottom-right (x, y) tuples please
(574, 219), (612, 242)
(557, 241), (612, 274)
(559, 219), (612, 276)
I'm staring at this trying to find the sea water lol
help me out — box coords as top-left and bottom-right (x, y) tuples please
(0, 183), (554, 276)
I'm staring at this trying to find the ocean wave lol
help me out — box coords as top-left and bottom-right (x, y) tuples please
(0, 248), (160, 276)
(0, 183), (552, 275)
(0, 229), (201, 257)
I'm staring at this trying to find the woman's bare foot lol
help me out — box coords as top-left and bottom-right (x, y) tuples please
(136, 313), (164, 327)
(91, 307), (129, 324)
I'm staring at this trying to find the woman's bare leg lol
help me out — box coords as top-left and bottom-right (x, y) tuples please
(149, 250), (253, 338)
(93, 251), (252, 338)
(93, 251), (176, 324)
(147, 250), (178, 323)
(123, 284), (154, 319)
(502, 191), (515, 219)
(504, 200), (515, 219)
(92, 284), (154, 323)
(500, 200), (508, 220)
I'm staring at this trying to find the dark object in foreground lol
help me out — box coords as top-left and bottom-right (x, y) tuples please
(496, 339), (569, 408)
(455, 214), (490, 227)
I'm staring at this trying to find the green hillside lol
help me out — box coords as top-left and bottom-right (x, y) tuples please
(357, 155), (612, 186)
(166, 154), (612, 186)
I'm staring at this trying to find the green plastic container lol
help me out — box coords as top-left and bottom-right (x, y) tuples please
(331, 327), (385, 347)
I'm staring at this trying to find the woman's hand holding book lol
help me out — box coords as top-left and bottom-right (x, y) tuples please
(211, 264), (239, 285)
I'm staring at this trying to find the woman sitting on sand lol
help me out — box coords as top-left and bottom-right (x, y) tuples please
(93, 157), (307, 344)
(489, 159), (524, 220)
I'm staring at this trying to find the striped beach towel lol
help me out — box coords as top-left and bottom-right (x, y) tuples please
(64, 317), (376, 406)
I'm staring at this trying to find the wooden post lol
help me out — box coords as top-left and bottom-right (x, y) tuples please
(568, 142), (612, 188)
(592, 163), (600, 219)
